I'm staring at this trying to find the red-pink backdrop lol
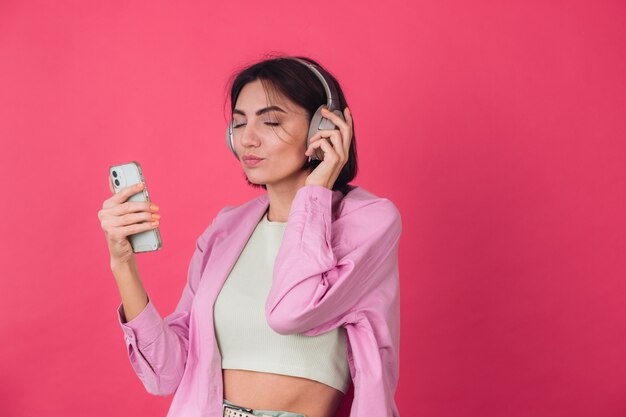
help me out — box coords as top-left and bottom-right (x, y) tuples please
(1, 1), (625, 416)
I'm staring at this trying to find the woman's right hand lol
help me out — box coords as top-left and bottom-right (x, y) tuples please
(98, 176), (161, 267)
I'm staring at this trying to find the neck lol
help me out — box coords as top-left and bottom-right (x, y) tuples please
(264, 170), (311, 222)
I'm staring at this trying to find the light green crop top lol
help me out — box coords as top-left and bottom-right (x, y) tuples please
(213, 211), (351, 394)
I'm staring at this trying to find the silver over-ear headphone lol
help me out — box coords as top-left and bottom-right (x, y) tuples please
(225, 57), (345, 161)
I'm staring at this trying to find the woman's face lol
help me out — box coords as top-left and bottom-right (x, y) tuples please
(232, 79), (311, 188)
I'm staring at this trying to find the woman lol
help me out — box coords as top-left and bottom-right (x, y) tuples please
(98, 55), (402, 417)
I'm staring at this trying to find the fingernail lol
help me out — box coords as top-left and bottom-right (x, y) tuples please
(150, 204), (159, 211)
(136, 183), (144, 189)
(321, 108), (329, 113)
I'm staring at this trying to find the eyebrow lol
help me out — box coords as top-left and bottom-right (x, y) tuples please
(232, 106), (287, 117)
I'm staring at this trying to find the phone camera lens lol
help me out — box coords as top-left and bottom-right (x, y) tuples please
(114, 179), (120, 186)
(112, 171), (118, 178)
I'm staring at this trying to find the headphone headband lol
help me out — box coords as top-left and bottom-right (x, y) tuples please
(287, 57), (341, 112)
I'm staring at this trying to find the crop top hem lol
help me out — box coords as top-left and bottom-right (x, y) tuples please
(221, 359), (351, 394)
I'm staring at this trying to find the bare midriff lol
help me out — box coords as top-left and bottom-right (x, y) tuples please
(222, 369), (346, 417)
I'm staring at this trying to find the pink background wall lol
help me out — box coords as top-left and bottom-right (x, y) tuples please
(1, 1), (625, 416)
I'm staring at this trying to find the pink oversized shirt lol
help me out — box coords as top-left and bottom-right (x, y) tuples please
(117, 184), (402, 417)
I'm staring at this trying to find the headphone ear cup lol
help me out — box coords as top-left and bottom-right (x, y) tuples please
(308, 105), (344, 161)
(225, 120), (238, 159)
(308, 106), (324, 161)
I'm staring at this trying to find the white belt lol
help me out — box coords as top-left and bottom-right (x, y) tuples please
(223, 404), (272, 417)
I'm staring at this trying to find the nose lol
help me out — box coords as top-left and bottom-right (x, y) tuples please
(237, 123), (261, 151)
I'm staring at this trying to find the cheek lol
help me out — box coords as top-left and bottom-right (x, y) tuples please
(273, 131), (307, 154)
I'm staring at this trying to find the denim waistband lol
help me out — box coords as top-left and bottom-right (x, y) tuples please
(223, 399), (307, 417)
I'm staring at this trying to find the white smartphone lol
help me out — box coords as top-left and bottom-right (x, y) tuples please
(109, 161), (162, 253)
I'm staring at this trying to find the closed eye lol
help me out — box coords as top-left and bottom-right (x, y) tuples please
(232, 122), (280, 128)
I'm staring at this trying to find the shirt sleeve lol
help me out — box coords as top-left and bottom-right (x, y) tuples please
(116, 223), (213, 396)
(265, 185), (402, 336)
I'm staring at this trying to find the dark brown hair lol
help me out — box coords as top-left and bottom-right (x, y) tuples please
(224, 53), (358, 195)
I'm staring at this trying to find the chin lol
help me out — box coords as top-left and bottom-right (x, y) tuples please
(245, 173), (264, 184)
(244, 165), (305, 187)
(243, 172), (268, 186)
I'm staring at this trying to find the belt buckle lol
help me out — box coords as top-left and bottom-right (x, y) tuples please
(224, 404), (255, 416)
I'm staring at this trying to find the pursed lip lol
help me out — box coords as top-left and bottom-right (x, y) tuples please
(242, 155), (264, 161)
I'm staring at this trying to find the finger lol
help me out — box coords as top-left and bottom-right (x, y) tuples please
(112, 200), (158, 215)
(111, 182), (145, 204)
(316, 138), (339, 162)
(325, 131), (345, 161)
(108, 175), (114, 194)
(305, 135), (326, 161)
(309, 130), (345, 160)
(309, 129), (343, 144)
(305, 137), (326, 156)
(343, 107), (353, 155)
(321, 108), (351, 151)
(344, 107), (352, 126)
(320, 107), (349, 134)
(322, 109), (350, 137)
(108, 220), (160, 239)
(306, 138), (338, 162)
(102, 195), (157, 213)
(344, 107), (353, 135)
(106, 210), (160, 228)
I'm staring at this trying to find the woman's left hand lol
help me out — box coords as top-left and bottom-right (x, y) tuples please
(304, 107), (353, 190)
